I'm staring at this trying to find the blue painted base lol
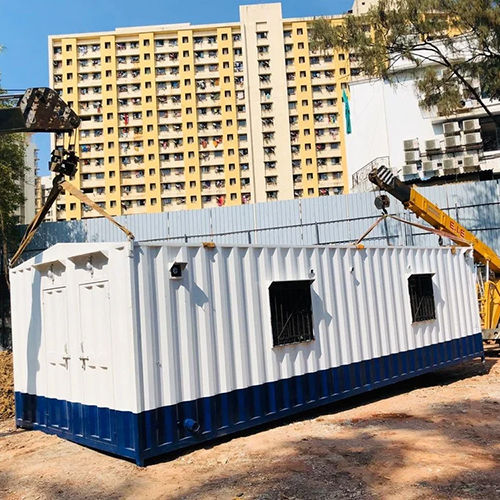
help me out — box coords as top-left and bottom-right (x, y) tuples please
(16, 333), (483, 466)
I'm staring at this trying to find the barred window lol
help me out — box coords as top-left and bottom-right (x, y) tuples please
(269, 280), (314, 347)
(408, 274), (435, 322)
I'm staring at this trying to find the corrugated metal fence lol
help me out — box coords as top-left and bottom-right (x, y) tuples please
(24, 179), (500, 256)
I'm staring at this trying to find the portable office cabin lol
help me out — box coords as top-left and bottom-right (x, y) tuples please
(10, 242), (483, 465)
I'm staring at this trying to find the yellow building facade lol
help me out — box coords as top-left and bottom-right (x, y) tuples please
(49, 3), (351, 220)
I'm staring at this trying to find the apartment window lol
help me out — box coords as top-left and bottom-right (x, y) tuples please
(147, 124), (154, 132)
(146, 110), (153, 117)
(269, 280), (314, 347)
(106, 113), (113, 119)
(226, 119), (233, 126)
(224, 76), (230, 83)
(301, 99), (308, 106)
(148, 139), (154, 146)
(227, 134), (233, 140)
(109, 169), (115, 176)
(298, 42), (304, 49)
(145, 82), (152, 88)
(297, 28), (303, 35)
(66, 73), (73, 80)
(183, 65), (190, 71)
(308, 188), (314, 195)
(190, 181), (196, 188)
(187, 137), (194, 144)
(185, 92), (191, 100)
(148, 154), (155, 160)
(302, 114), (309, 120)
(108, 157), (115, 163)
(189, 166), (195, 173)
(65, 45), (72, 51)
(187, 122), (193, 129)
(110, 186), (116, 193)
(188, 152), (195, 158)
(300, 71), (306, 78)
(107, 141), (114, 148)
(301, 85), (307, 92)
(184, 78), (191, 85)
(307, 173), (313, 179)
(229, 163), (235, 170)
(105, 42), (111, 49)
(145, 67), (151, 74)
(339, 53), (345, 61)
(299, 56), (305, 63)
(223, 62), (229, 68)
(221, 33), (228, 40)
(146, 96), (152, 103)
(306, 158), (312, 165)
(304, 129), (310, 136)
(106, 84), (112, 91)
(144, 54), (150, 60)
(67, 87), (73, 94)
(224, 90), (231, 97)
(182, 36), (189, 43)
(222, 48), (229, 54)
(408, 274), (436, 322)
(143, 40), (150, 47)
(105, 70), (112, 77)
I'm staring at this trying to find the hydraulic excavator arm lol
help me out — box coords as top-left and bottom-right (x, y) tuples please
(1, 88), (134, 268)
(369, 165), (500, 335)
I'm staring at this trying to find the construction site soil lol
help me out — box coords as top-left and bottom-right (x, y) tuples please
(1, 348), (499, 500)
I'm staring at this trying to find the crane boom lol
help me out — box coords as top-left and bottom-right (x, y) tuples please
(369, 165), (500, 335)
(369, 166), (500, 273)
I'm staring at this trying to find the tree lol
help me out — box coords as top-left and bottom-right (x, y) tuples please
(310, 0), (500, 122)
(0, 81), (27, 287)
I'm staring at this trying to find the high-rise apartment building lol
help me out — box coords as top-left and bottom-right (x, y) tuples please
(49, 3), (352, 220)
(15, 135), (38, 224)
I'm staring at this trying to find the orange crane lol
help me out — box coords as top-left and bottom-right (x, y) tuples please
(369, 165), (500, 339)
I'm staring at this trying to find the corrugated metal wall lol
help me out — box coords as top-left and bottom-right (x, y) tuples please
(136, 243), (480, 413)
(24, 180), (500, 256)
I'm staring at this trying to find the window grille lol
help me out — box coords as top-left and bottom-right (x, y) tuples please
(408, 274), (436, 322)
(269, 280), (314, 347)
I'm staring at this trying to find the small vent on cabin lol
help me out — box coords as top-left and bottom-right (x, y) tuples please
(269, 280), (314, 347)
(408, 274), (436, 322)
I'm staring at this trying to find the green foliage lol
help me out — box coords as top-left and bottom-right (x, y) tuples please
(0, 58), (28, 274)
(310, 0), (500, 119)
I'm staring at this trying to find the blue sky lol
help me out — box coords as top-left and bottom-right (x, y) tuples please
(0, 0), (353, 174)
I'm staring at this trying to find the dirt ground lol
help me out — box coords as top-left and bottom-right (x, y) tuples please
(0, 348), (499, 500)
(0, 351), (14, 420)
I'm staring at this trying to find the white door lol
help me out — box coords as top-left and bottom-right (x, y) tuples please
(42, 286), (71, 430)
(78, 281), (113, 410)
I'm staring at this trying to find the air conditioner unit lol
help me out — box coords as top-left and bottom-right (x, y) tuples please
(464, 132), (482, 146)
(404, 150), (420, 163)
(443, 122), (460, 135)
(422, 160), (436, 173)
(403, 138), (419, 151)
(463, 155), (480, 171)
(401, 164), (418, 176)
(445, 136), (461, 149)
(463, 119), (480, 132)
(443, 158), (457, 171)
(425, 139), (441, 151)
